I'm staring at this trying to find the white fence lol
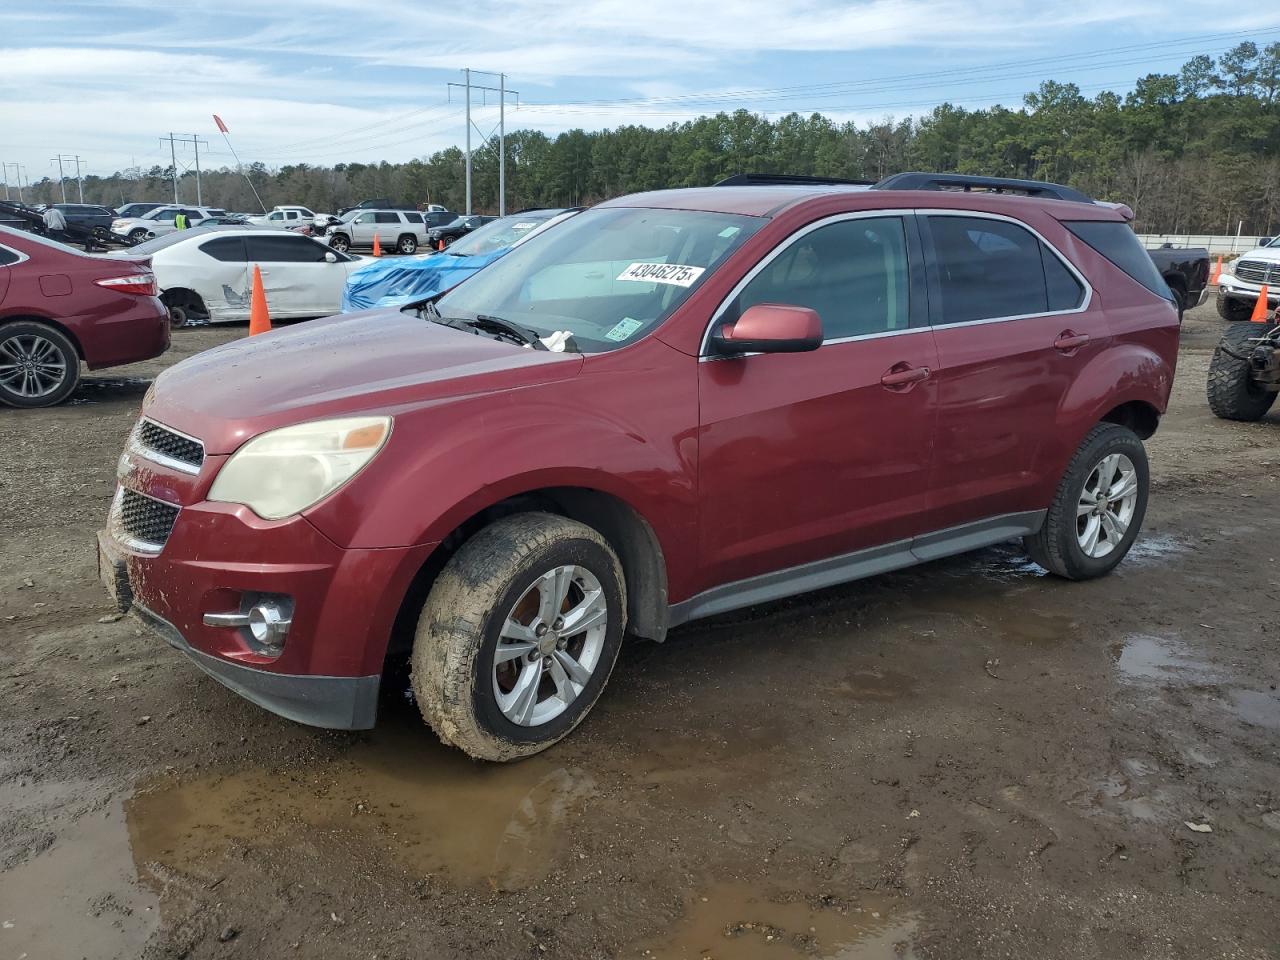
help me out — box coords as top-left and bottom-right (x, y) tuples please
(1138, 233), (1270, 255)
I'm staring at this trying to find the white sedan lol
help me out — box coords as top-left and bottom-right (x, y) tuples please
(113, 227), (367, 327)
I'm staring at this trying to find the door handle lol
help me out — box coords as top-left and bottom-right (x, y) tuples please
(1054, 330), (1090, 353)
(880, 364), (931, 388)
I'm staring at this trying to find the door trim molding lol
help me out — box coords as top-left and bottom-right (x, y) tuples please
(666, 510), (1046, 628)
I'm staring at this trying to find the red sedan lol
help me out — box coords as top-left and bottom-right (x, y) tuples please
(0, 226), (169, 407)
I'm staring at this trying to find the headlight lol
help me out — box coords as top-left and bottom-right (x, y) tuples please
(208, 416), (391, 520)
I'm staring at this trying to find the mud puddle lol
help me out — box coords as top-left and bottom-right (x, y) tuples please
(127, 724), (595, 891)
(632, 881), (916, 959)
(0, 793), (159, 959)
(1113, 633), (1215, 683)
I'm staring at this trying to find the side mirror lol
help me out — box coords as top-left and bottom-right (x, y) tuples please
(711, 303), (823, 355)
(324, 251), (339, 263)
(1261, 237), (1274, 247)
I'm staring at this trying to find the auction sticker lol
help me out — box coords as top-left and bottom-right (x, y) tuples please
(617, 262), (705, 287)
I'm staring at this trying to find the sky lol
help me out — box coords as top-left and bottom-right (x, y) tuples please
(2, 0), (1280, 187)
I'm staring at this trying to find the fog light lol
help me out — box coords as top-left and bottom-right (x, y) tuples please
(248, 602), (291, 646)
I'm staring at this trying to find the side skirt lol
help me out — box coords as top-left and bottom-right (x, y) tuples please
(666, 510), (1046, 628)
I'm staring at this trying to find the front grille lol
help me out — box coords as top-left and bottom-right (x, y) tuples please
(135, 419), (204, 472)
(114, 488), (180, 550)
(1234, 260), (1277, 285)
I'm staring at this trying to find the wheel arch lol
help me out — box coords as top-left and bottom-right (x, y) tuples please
(1100, 399), (1161, 440)
(0, 313), (86, 360)
(383, 484), (671, 679)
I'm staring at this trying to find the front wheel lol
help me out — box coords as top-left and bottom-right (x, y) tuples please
(1023, 423), (1149, 580)
(0, 321), (81, 408)
(329, 234), (351, 253)
(1217, 293), (1254, 322)
(411, 512), (626, 761)
(127, 228), (148, 244)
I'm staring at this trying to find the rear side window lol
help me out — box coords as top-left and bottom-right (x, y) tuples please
(246, 235), (329, 262)
(1064, 220), (1171, 298)
(925, 216), (1081, 324)
(730, 216), (911, 340)
(374, 212), (400, 224)
(404, 212), (424, 224)
(200, 236), (247, 262)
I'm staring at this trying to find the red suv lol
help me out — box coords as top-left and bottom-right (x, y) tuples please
(0, 226), (169, 407)
(98, 173), (1179, 760)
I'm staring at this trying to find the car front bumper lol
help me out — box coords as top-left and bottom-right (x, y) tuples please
(1218, 275), (1280, 303)
(97, 465), (433, 729)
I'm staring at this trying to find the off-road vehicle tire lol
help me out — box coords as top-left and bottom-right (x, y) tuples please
(1024, 423), (1148, 580)
(411, 512), (627, 762)
(1217, 293), (1254, 322)
(1207, 324), (1277, 422)
(0, 320), (81, 408)
(397, 234), (418, 254)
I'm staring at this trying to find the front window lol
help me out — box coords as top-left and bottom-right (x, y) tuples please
(434, 207), (762, 353)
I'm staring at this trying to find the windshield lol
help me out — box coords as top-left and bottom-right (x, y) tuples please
(1265, 236), (1280, 248)
(435, 207), (762, 353)
(447, 212), (561, 258)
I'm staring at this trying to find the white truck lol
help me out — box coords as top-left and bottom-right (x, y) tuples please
(1216, 236), (1280, 320)
(246, 205), (334, 229)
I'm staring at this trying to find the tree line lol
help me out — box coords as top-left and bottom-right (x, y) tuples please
(18, 40), (1280, 234)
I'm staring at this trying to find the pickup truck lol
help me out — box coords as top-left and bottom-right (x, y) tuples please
(1146, 244), (1211, 319)
(1214, 237), (1280, 321)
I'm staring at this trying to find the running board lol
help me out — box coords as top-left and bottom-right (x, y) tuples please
(667, 510), (1046, 628)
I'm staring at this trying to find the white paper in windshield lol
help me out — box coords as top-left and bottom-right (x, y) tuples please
(617, 262), (705, 287)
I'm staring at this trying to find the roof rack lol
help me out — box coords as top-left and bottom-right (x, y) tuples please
(714, 173), (875, 187)
(872, 172), (1095, 205)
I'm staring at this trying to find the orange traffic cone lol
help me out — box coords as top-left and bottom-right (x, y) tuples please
(248, 265), (271, 336)
(1251, 285), (1271, 322)
(1210, 255), (1222, 285)
(437, 238), (445, 251)
(372, 233), (382, 257)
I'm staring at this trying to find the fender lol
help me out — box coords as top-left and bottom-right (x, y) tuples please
(1034, 338), (1174, 491)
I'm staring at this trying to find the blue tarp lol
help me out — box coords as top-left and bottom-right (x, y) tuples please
(339, 248), (506, 312)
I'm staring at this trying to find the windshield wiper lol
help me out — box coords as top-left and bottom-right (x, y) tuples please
(457, 314), (548, 350)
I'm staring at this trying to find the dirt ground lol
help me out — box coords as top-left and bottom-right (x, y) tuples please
(1, 303), (1278, 960)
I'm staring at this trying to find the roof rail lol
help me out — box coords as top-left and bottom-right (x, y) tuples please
(873, 172), (1095, 205)
(714, 173), (875, 187)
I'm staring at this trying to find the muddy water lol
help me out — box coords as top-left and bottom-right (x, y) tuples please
(0, 787), (159, 959)
(631, 882), (917, 960)
(127, 725), (595, 891)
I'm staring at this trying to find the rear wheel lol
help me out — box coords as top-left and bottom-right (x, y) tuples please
(161, 290), (208, 329)
(0, 321), (81, 408)
(1217, 293), (1254, 322)
(397, 234), (418, 254)
(1207, 324), (1277, 422)
(1024, 423), (1148, 580)
(411, 512), (626, 761)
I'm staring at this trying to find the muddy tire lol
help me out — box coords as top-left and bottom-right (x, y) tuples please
(1217, 293), (1254, 322)
(1207, 325), (1277, 422)
(411, 512), (627, 762)
(1023, 423), (1149, 580)
(0, 320), (81, 408)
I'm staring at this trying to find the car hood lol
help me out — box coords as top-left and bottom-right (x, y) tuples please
(1232, 248), (1280, 265)
(145, 309), (583, 454)
(111, 217), (152, 229)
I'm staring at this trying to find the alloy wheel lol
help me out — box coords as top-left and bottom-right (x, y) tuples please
(492, 565), (609, 727)
(1076, 452), (1138, 558)
(0, 334), (68, 399)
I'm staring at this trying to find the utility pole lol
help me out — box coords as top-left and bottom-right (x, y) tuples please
(165, 133), (178, 202)
(74, 155), (84, 202)
(51, 155), (67, 202)
(447, 69), (519, 216)
(3, 163), (26, 202)
(161, 134), (209, 205)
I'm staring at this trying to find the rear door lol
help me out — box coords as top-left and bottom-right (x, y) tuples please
(191, 234), (250, 320)
(919, 212), (1104, 536)
(696, 213), (938, 594)
(0, 243), (18, 304)
(245, 233), (344, 316)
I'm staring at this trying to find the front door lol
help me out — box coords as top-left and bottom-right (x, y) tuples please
(696, 214), (938, 595)
(919, 213), (1109, 533)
